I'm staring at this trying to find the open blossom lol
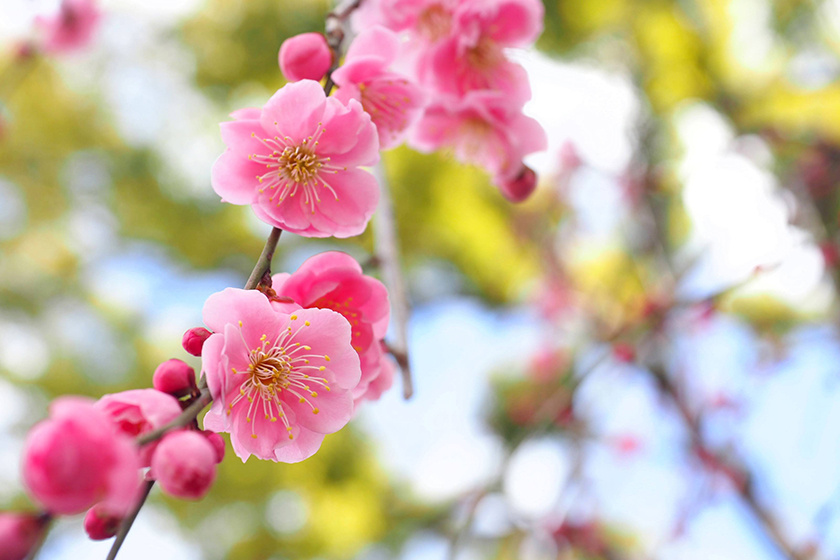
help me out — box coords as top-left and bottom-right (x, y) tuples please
(35, 0), (101, 55)
(361, 346), (396, 404)
(419, 0), (544, 98)
(354, 0), (460, 44)
(201, 288), (361, 463)
(412, 90), (546, 189)
(211, 80), (380, 238)
(333, 27), (426, 149)
(95, 389), (183, 466)
(272, 251), (390, 402)
(22, 397), (140, 516)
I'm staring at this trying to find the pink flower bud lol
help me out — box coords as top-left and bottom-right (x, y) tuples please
(0, 512), (47, 560)
(152, 359), (196, 398)
(22, 397), (141, 516)
(201, 431), (225, 464)
(181, 327), (212, 357)
(612, 343), (636, 364)
(83, 504), (121, 541)
(498, 165), (538, 203)
(151, 432), (216, 500)
(279, 33), (332, 82)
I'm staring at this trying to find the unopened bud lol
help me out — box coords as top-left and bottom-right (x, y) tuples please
(152, 359), (196, 398)
(181, 327), (212, 357)
(499, 165), (538, 203)
(151, 431), (217, 500)
(83, 504), (121, 541)
(279, 33), (332, 82)
(0, 512), (47, 560)
(201, 431), (225, 464)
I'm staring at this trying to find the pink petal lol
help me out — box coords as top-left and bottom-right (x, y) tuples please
(346, 26), (400, 65)
(260, 80), (327, 145)
(312, 168), (379, 231)
(272, 427), (325, 463)
(283, 384), (354, 434)
(211, 150), (261, 205)
(220, 119), (270, 157)
(288, 308), (361, 390)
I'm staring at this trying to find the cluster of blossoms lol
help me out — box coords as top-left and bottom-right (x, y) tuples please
(3, 0), (545, 556)
(353, 0), (548, 201)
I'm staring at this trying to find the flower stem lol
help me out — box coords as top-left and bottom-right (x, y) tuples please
(244, 227), (283, 290)
(105, 480), (154, 560)
(136, 386), (212, 446)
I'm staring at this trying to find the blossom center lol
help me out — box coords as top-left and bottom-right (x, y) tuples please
(227, 317), (333, 441)
(417, 5), (452, 42)
(249, 123), (344, 213)
(467, 36), (504, 72)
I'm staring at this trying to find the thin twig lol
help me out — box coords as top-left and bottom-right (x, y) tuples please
(244, 227), (283, 290)
(23, 513), (52, 560)
(373, 163), (414, 399)
(105, 480), (155, 560)
(136, 387), (212, 446)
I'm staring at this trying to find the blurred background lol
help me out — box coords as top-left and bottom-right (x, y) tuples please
(3, 0), (840, 559)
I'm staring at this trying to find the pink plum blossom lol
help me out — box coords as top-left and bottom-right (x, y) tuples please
(0, 512), (47, 560)
(211, 80), (380, 238)
(418, 0), (544, 98)
(354, 0), (460, 43)
(35, 0), (101, 55)
(279, 33), (332, 82)
(200, 288), (361, 463)
(95, 389), (183, 466)
(272, 251), (390, 402)
(150, 431), (217, 500)
(333, 27), (426, 149)
(359, 347), (396, 405)
(412, 90), (546, 189)
(22, 397), (140, 516)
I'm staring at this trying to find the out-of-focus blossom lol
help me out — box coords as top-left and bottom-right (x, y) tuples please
(211, 81), (380, 238)
(22, 397), (140, 516)
(528, 347), (568, 383)
(333, 27), (426, 149)
(200, 288), (361, 463)
(83, 504), (121, 541)
(182, 327), (212, 357)
(412, 90), (546, 191)
(354, 0), (461, 43)
(35, 0), (101, 55)
(279, 33), (332, 82)
(273, 251), (390, 403)
(358, 348), (396, 405)
(150, 431), (216, 500)
(418, 0), (543, 98)
(95, 389), (183, 466)
(0, 512), (47, 560)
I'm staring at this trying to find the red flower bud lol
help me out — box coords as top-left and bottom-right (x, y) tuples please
(83, 504), (122, 541)
(151, 432), (217, 500)
(0, 512), (47, 560)
(498, 165), (538, 203)
(152, 359), (196, 398)
(181, 327), (212, 357)
(612, 343), (636, 363)
(201, 431), (225, 464)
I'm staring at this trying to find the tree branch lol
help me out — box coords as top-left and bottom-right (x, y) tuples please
(373, 163), (414, 399)
(105, 480), (154, 560)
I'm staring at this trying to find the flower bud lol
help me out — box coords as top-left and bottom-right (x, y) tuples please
(152, 359), (196, 398)
(181, 327), (212, 357)
(83, 504), (121, 541)
(279, 33), (332, 82)
(201, 431), (225, 464)
(151, 432), (217, 500)
(612, 343), (636, 364)
(498, 165), (538, 203)
(0, 512), (47, 560)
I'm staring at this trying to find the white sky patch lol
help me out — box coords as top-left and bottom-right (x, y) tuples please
(504, 438), (571, 519)
(515, 50), (639, 176)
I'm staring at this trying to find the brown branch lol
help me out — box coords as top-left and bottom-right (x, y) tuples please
(244, 227), (283, 290)
(136, 387), (212, 446)
(646, 362), (812, 560)
(105, 480), (154, 560)
(374, 163), (414, 399)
